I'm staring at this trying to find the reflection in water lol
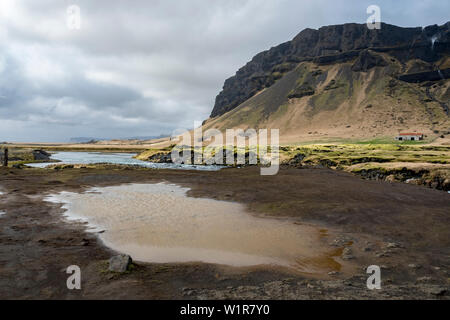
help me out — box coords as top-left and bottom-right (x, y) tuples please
(47, 183), (340, 273)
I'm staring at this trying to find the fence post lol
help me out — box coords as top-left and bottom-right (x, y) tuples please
(3, 148), (8, 167)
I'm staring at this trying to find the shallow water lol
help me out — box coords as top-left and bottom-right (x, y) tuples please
(47, 183), (339, 273)
(27, 151), (222, 171)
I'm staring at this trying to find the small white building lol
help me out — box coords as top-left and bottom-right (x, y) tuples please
(395, 133), (424, 141)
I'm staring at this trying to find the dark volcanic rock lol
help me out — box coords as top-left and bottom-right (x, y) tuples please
(147, 152), (172, 163)
(324, 79), (343, 90)
(210, 21), (450, 118)
(313, 50), (360, 65)
(32, 150), (51, 161)
(351, 50), (387, 72)
(287, 83), (315, 99)
(398, 68), (450, 83)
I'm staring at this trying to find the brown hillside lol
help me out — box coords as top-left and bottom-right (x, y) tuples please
(205, 22), (450, 144)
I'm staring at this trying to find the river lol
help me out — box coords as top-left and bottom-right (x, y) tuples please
(27, 151), (222, 171)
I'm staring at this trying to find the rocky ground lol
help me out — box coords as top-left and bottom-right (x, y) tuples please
(0, 165), (449, 299)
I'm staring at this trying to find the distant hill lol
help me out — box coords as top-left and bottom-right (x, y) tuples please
(69, 137), (99, 143)
(69, 135), (169, 144)
(126, 135), (169, 140)
(205, 22), (450, 143)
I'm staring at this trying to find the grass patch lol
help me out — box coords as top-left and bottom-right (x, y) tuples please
(282, 143), (450, 167)
(354, 138), (427, 145)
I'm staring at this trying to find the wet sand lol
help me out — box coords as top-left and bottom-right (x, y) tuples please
(0, 165), (449, 299)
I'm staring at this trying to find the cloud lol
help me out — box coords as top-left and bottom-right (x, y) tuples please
(0, 0), (448, 141)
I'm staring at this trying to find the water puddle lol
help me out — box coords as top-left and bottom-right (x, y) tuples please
(46, 183), (342, 274)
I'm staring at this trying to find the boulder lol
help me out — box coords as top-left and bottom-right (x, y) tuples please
(32, 150), (51, 161)
(341, 247), (354, 260)
(108, 254), (132, 273)
(418, 284), (447, 296)
(147, 152), (172, 163)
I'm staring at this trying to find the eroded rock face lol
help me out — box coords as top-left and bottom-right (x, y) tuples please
(351, 50), (387, 72)
(287, 83), (315, 99)
(210, 22), (450, 118)
(398, 68), (450, 83)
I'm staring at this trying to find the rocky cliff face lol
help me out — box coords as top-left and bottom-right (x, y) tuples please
(210, 22), (450, 118)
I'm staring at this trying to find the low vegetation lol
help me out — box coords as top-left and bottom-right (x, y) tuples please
(282, 143), (450, 166)
(282, 143), (450, 190)
(134, 141), (450, 190)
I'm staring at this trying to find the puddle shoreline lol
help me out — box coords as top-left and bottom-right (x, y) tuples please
(46, 182), (343, 274)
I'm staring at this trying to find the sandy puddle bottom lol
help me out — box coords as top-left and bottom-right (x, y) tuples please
(47, 183), (340, 274)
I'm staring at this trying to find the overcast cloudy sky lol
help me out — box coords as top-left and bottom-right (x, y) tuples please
(0, 0), (448, 142)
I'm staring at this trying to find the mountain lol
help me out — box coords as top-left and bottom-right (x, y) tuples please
(205, 22), (450, 143)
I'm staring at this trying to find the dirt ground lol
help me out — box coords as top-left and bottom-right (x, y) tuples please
(0, 165), (448, 299)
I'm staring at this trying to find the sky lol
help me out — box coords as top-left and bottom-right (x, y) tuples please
(0, 0), (448, 142)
